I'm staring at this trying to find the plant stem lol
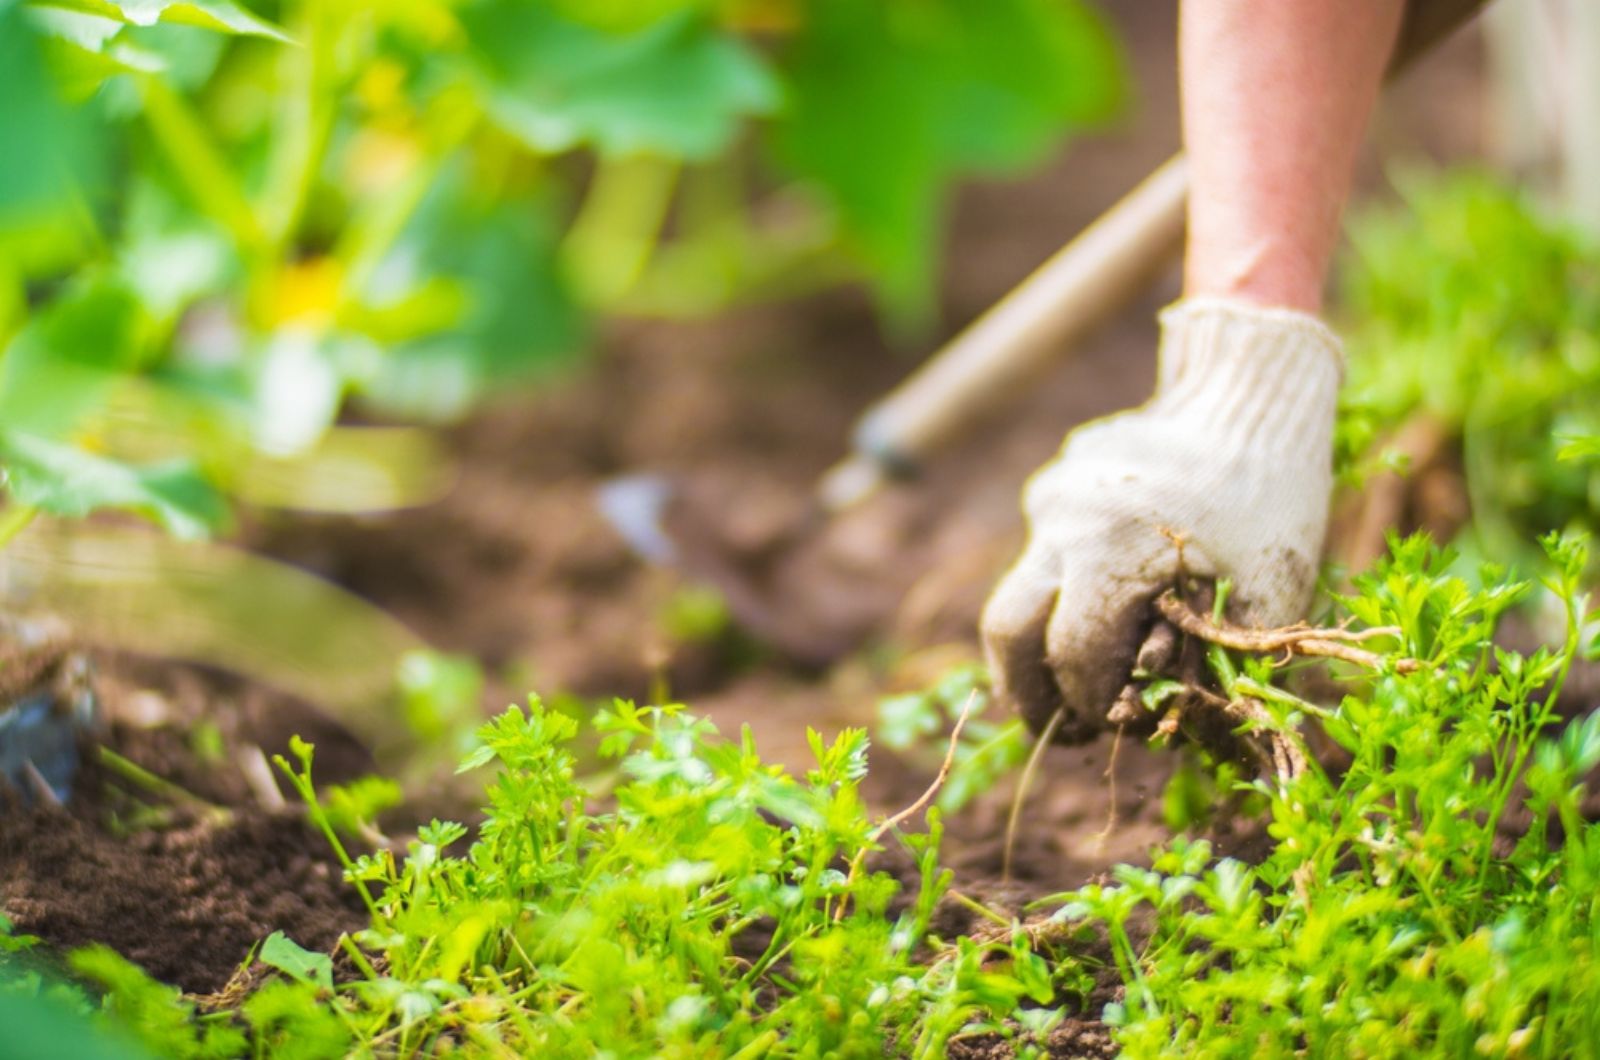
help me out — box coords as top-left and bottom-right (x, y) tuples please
(945, 889), (1011, 928)
(1474, 579), (1583, 907)
(727, 1030), (780, 1060)
(337, 933), (379, 980)
(260, 2), (337, 254)
(1004, 709), (1061, 882)
(561, 154), (680, 307)
(138, 76), (264, 254)
(274, 753), (384, 922)
(97, 746), (232, 824)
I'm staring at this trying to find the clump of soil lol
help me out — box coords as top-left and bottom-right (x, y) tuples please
(1, 809), (363, 994)
(948, 1022), (1117, 1060)
(1, 653), (377, 994)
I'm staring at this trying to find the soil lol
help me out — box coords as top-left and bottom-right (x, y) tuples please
(1, 808), (364, 995)
(948, 1023), (1118, 1060)
(1, 657), (376, 994)
(0, 2), (1492, 1053)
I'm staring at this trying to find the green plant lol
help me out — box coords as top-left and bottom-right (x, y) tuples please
(1050, 533), (1600, 1056)
(1, 0), (1124, 540)
(10, 697), (1081, 1057)
(0, 944), (155, 1060)
(877, 662), (1031, 813)
(394, 648), (485, 757)
(1337, 171), (1600, 570)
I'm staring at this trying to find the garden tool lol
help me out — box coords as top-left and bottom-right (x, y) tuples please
(817, 0), (1488, 513)
(599, 0), (1488, 666)
(0, 619), (97, 808)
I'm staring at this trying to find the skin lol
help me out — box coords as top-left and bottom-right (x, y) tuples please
(985, 2), (1418, 740)
(1181, 0), (1406, 313)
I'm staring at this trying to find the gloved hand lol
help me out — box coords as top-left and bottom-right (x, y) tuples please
(980, 298), (1343, 741)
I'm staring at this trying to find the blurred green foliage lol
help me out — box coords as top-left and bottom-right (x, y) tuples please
(0, 979), (154, 1060)
(772, 0), (1121, 322)
(1337, 171), (1600, 569)
(395, 647), (485, 754)
(876, 662), (1030, 813)
(0, 0), (1123, 536)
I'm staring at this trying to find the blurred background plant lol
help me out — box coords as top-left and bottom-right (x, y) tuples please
(876, 662), (1030, 814)
(1333, 170), (1600, 585)
(0, 0), (1124, 537)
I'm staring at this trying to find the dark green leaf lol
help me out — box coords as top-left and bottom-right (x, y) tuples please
(360, 162), (584, 420)
(257, 932), (335, 992)
(0, 278), (144, 439)
(0, 0), (107, 274)
(0, 988), (155, 1060)
(771, 0), (1123, 321)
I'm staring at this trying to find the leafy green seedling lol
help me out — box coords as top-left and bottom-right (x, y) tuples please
(67, 694), (1088, 1057)
(256, 933), (332, 993)
(878, 662), (1031, 813)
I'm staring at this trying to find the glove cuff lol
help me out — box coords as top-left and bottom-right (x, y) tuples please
(1153, 297), (1343, 459)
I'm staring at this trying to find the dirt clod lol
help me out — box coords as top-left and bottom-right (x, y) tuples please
(1, 809), (364, 994)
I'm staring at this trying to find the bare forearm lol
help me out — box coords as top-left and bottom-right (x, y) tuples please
(1180, 0), (1404, 313)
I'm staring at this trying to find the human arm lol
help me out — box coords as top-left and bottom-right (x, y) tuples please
(981, 0), (1404, 737)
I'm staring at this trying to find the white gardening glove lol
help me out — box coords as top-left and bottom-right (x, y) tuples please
(981, 297), (1343, 741)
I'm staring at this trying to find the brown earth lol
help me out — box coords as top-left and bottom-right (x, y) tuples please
(1, 808), (365, 995)
(0, 2), (1489, 1052)
(1, 656), (376, 994)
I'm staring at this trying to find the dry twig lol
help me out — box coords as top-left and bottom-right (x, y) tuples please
(238, 744), (287, 812)
(1089, 724), (1124, 850)
(868, 689), (977, 846)
(836, 690), (979, 920)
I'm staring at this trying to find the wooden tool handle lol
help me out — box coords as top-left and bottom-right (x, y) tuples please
(820, 155), (1188, 511)
(819, 0), (1489, 513)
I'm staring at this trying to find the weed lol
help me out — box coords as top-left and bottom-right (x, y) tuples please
(878, 662), (1031, 813)
(1338, 172), (1600, 573)
(10, 699), (1078, 1057)
(1051, 533), (1600, 1056)
(12, 535), (1600, 1055)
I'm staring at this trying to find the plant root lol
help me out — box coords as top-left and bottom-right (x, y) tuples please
(1002, 705), (1064, 882)
(868, 689), (977, 845)
(1154, 591), (1421, 673)
(1146, 677), (1306, 784)
(1140, 590), (1424, 784)
(1088, 725), (1124, 849)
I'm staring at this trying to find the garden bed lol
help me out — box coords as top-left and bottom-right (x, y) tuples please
(0, 5), (1502, 1056)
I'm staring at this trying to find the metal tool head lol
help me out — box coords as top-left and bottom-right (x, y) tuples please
(0, 630), (97, 813)
(595, 473), (680, 565)
(593, 472), (862, 668)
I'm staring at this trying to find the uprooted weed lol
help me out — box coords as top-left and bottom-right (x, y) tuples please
(1050, 532), (1600, 1056)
